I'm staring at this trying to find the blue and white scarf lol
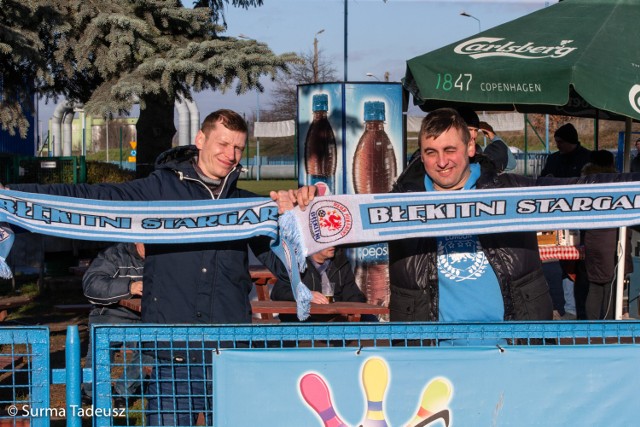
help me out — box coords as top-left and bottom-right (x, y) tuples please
(2, 181), (640, 319)
(0, 224), (14, 279)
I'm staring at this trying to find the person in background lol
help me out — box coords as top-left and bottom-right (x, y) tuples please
(456, 107), (483, 155)
(479, 121), (517, 174)
(581, 150), (633, 319)
(271, 246), (377, 322)
(457, 108), (517, 174)
(540, 123), (591, 178)
(81, 242), (152, 407)
(630, 138), (640, 173)
(540, 123), (592, 320)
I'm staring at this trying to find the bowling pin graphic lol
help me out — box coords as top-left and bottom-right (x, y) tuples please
(300, 373), (348, 427)
(405, 377), (453, 427)
(360, 357), (389, 427)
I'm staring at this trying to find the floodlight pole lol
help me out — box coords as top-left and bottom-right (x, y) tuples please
(460, 11), (482, 33)
(344, 1), (348, 82)
(313, 29), (325, 83)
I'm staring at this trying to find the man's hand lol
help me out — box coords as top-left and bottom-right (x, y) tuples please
(270, 185), (318, 214)
(479, 121), (496, 140)
(129, 280), (143, 296)
(310, 291), (330, 304)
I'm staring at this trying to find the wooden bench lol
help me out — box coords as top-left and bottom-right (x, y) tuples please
(248, 266), (390, 322)
(0, 295), (35, 322)
(252, 275), (278, 322)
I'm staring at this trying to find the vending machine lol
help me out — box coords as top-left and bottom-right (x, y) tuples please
(297, 82), (405, 311)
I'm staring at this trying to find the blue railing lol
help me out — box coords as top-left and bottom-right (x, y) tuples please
(1, 322), (640, 426)
(0, 326), (50, 427)
(88, 321), (640, 426)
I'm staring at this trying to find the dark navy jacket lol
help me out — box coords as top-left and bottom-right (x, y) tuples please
(13, 146), (283, 325)
(83, 242), (144, 322)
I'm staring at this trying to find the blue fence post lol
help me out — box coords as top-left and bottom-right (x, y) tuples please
(66, 325), (82, 427)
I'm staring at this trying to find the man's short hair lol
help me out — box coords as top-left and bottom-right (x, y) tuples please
(201, 109), (248, 135)
(456, 106), (480, 129)
(419, 108), (471, 145)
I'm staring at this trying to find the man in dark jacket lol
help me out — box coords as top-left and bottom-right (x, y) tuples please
(271, 247), (375, 322)
(386, 109), (640, 327)
(4, 109), (307, 425)
(581, 151), (633, 319)
(540, 123), (592, 320)
(540, 123), (591, 178)
(388, 108), (553, 325)
(81, 242), (151, 406)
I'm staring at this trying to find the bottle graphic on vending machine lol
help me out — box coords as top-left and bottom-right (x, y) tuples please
(352, 101), (397, 193)
(352, 101), (397, 308)
(304, 94), (336, 193)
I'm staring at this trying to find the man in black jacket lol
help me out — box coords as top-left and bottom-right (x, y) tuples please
(271, 247), (376, 322)
(3, 109), (311, 425)
(540, 123), (591, 178)
(387, 109), (640, 326)
(388, 108), (554, 325)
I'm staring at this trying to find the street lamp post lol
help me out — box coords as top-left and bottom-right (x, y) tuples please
(313, 29), (325, 83)
(238, 33), (262, 181)
(344, 0), (348, 82)
(366, 72), (390, 82)
(460, 11), (482, 33)
(256, 91), (260, 181)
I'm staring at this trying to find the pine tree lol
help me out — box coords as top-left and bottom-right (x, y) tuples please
(55, 0), (295, 176)
(1, 0), (294, 177)
(0, 0), (65, 137)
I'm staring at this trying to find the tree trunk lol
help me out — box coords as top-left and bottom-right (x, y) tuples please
(135, 94), (176, 178)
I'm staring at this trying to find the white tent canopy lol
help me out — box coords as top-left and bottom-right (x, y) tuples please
(406, 112), (523, 133)
(254, 120), (295, 138)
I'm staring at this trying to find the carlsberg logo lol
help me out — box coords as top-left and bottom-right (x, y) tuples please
(454, 37), (577, 59)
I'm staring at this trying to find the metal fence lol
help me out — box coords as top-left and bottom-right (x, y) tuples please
(0, 327), (50, 427)
(0, 156), (87, 185)
(87, 321), (640, 426)
(1, 322), (639, 426)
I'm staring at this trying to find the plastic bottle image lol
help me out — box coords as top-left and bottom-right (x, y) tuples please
(353, 242), (390, 308)
(351, 101), (397, 309)
(352, 101), (397, 193)
(304, 94), (337, 193)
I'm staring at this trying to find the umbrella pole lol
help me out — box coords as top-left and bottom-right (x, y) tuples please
(593, 111), (599, 151)
(615, 226), (627, 320)
(623, 118), (632, 172)
(615, 118), (634, 320)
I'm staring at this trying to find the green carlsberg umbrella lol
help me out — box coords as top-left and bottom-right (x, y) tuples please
(404, 0), (640, 121)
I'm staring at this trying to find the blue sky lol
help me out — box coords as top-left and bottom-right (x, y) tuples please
(195, 0), (558, 117)
(40, 0), (558, 122)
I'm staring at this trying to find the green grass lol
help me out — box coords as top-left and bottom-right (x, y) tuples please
(86, 149), (134, 163)
(237, 179), (299, 196)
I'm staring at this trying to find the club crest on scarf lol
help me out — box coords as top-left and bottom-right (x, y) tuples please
(308, 200), (353, 244)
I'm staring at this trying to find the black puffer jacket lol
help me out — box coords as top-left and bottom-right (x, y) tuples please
(389, 155), (640, 322)
(388, 155), (553, 322)
(12, 146), (283, 325)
